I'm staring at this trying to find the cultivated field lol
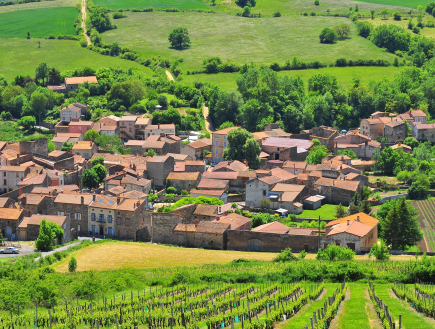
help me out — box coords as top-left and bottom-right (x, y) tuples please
(0, 0), (77, 12)
(183, 66), (404, 91)
(0, 7), (77, 38)
(413, 199), (435, 252)
(0, 38), (153, 81)
(52, 241), (278, 272)
(101, 12), (396, 71)
(94, 0), (209, 10)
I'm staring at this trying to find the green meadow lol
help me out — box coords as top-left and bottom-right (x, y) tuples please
(102, 11), (395, 71)
(0, 7), (78, 38)
(93, 0), (209, 10)
(0, 38), (153, 81)
(182, 66), (404, 91)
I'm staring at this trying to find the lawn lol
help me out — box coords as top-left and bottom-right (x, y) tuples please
(94, 0), (209, 10)
(101, 11), (396, 71)
(183, 66), (404, 91)
(0, 7), (78, 38)
(0, 38), (153, 82)
(52, 241), (278, 272)
(294, 204), (342, 219)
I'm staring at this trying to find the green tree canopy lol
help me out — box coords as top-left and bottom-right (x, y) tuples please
(319, 28), (338, 44)
(93, 164), (108, 183)
(84, 129), (100, 141)
(222, 128), (261, 169)
(35, 219), (64, 251)
(91, 156), (105, 168)
(82, 169), (99, 189)
(168, 27), (191, 49)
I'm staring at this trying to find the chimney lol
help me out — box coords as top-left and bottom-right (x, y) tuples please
(195, 219), (198, 227)
(93, 194), (96, 201)
(341, 156), (344, 161)
(357, 215), (360, 222)
(21, 177), (24, 181)
(332, 180), (334, 186)
(19, 187), (22, 196)
(21, 196), (26, 204)
(117, 197), (121, 205)
(137, 174), (139, 181)
(81, 196), (84, 205)
(224, 211), (228, 215)
(216, 216), (220, 221)
(56, 148), (58, 151)
(347, 219), (350, 226)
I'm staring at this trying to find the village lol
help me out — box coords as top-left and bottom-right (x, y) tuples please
(0, 75), (429, 255)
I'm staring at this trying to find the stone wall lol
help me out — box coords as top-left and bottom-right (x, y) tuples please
(20, 139), (48, 156)
(52, 203), (90, 236)
(226, 230), (319, 252)
(53, 157), (75, 171)
(1, 185), (34, 201)
(152, 213), (182, 244)
(172, 231), (226, 249)
(136, 210), (152, 242)
(21, 197), (55, 216)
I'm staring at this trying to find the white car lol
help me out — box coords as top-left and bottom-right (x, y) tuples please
(0, 247), (19, 254)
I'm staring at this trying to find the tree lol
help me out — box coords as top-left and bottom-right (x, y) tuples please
(259, 198), (270, 210)
(35, 62), (49, 86)
(403, 137), (419, 148)
(374, 147), (398, 175)
(218, 121), (235, 130)
(369, 240), (390, 261)
(370, 24), (411, 53)
(333, 24), (351, 39)
(348, 203), (360, 215)
(408, 181), (428, 199)
(96, 134), (130, 154)
(337, 149), (357, 159)
(380, 8), (389, 19)
(17, 116), (36, 129)
(371, 9), (375, 19)
(335, 203), (346, 218)
(203, 57), (223, 73)
(61, 142), (74, 152)
(306, 139), (329, 164)
(30, 92), (48, 124)
(356, 21), (373, 38)
(242, 6), (251, 17)
(235, 0), (256, 7)
(84, 129), (100, 141)
(48, 68), (61, 85)
(316, 245), (355, 261)
(93, 164), (108, 183)
(168, 27), (191, 49)
(68, 256), (78, 272)
(381, 197), (423, 250)
(319, 28), (337, 44)
(35, 219), (64, 251)
(82, 169), (100, 189)
(109, 41), (121, 56)
(273, 248), (298, 262)
(91, 156), (105, 168)
(223, 128), (261, 169)
(145, 149), (157, 157)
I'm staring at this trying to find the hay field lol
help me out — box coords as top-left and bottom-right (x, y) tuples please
(53, 241), (278, 272)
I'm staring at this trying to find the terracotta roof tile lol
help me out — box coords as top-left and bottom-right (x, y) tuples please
(193, 204), (218, 216)
(198, 178), (229, 189)
(253, 221), (290, 234)
(326, 212), (379, 228)
(213, 213), (251, 230)
(327, 220), (373, 238)
(167, 172), (200, 181)
(195, 221), (230, 234)
(203, 172), (238, 180)
(0, 208), (23, 220)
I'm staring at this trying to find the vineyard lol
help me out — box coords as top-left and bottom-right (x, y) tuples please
(412, 200), (435, 252)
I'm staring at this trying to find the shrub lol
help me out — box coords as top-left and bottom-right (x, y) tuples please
(314, 0), (319, 5)
(335, 57), (347, 67)
(181, 190), (189, 196)
(316, 245), (355, 261)
(356, 21), (372, 38)
(274, 12), (281, 17)
(319, 28), (337, 43)
(166, 186), (177, 194)
(393, 12), (401, 20)
(369, 241), (390, 261)
(273, 248), (298, 262)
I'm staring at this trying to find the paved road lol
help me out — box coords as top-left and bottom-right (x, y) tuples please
(34, 237), (96, 261)
(0, 243), (34, 258)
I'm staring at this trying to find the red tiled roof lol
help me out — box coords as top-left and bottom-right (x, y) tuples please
(167, 172), (200, 181)
(203, 171), (238, 180)
(0, 208), (23, 220)
(327, 220), (373, 238)
(193, 204), (218, 216)
(253, 221), (290, 234)
(262, 137), (313, 151)
(195, 221), (230, 234)
(174, 162), (186, 172)
(190, 189), (225, 197)
(198, 178), (229, 189)
(270, 168), (296, 181)
(213, 213), (251, 230)
(326, 212), (378, 228)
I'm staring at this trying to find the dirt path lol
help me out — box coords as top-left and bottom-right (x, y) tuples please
(202, 103), (214, 133)
(81, 0), (91, 46)
(329, 286), (350, 329)
(165, 70), (175, 81)
(364, 290), (383, 329)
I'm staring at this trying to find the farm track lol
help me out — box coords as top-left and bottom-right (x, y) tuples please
(81, 0), (91, 46)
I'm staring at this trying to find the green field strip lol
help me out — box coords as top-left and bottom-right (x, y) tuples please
(93, 0), (209, 10)
(375, 286), (434, 329)
(426, 229), (435, 252)
(328, 283), (371, 329)
(280, 284), (335, 328)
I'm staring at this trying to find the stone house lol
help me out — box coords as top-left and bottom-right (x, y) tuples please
(192, 204), (218, 222)
(17, 173), (51, 189)
(167, 153), (192, 162)
(143, 124), (176, 140)
(322, 213), (378, 253)
(0, 166), (30, 193)
(212, 213), (251, 230)
(185, 161), (207, 173)
(120, 175), (152, 194)
(213, 160), (248, 173)
(172, 221), (230, 249)
(309, 126), (339, 150)
(398, 110), (427, 126)
(60, 102), (87, 122)
(384, 120), (407, 143)
(0, 208), (25, 240)
(261, 137), (313, 161)
(54, 193), (94, 236)
(88, 195), (119, 236)
(180, 138), (212, 160)
(146, 155), (175, 189)
(115, 198), (148, 241)
(18, 194), (55, 216)
(65, 76), (98, 92)
(125, 140), (146, 155)
(134, 117), (152, 140)
(190, 189), (228, 203)
(142, 135), (169, 155)
(197, 178), (230, 191)
(72, 141), (97, 160)
(18, 214), (72, 242)
(211, 126), (239, 163)
(119, 116), (138, 140)
(99, 115), (120, 127)
(412, 123), (435, 142)
(268, 183), (309, 213)
(314, 177), (361, 205)
(166, 172), (201, 193)
(0, 197), (16, 208)
(360, 117), (395, 139)
(162, 135), (182, 154)
(96, 124), (119, 136)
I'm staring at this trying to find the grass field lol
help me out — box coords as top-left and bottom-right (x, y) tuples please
(0, 38), (153, 82)
(205, 0), (411, 17)
(369, 15), (435, 40)
(94, 0), (209, 10)
(0, 7), (77, 38)
(183, 66), (404, 90)
(294, 204), (341, 219)
(357, 0), (427, 9)
(101, 12), (395, 71)
(52, 241), (278, 272)
(0, 0), (77, 12)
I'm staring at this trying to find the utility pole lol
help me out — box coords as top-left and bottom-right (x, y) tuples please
(318, 215), (320, 252)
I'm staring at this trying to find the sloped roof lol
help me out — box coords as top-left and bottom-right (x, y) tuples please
(213, 213), (251, 230)
(198, 178), (229, 189)
(190, 189), (225, 197)
(65, 76), (97, 85)
(26, 214), (66, 226)
(167, 172), (200, 181)
(326, 212), (379, 228)
(54, 193), (94, 205)
(193, 204), (218, 216)
(212, 126), (238, 135)
(269, 168), (296, 181)
(0, 208), (23, 220)
(195, 221), (230, 234)
(271, 183), (305, 193)
(203, 171), (238, 180)
(326, 220), (373, 238)
(253, 221), (290, 234)
(262, 137), (313, 151)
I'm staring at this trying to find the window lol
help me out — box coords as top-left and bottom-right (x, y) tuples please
(215, 141), (218, 146)
(91, 213), (96, 221)
(223, 141), (227, 147)
(59, 211), (64, 216)
(215, 149), (218, 155)
(3, 180), (6, 185)
(263, 190), (266, 196)
(125, 219), (130, 226)
(108, 215), (113, 223)
(99, 214), (105, 222)
(69, 111), (72, 115)
(63, 111), (65, 115)
(2, 173), (5, 177)
(117, 217), (121, 225)
(129, 122), (132, 126)
(66, 212), (71, 218)
(224, 136), (226, 139)
(107, 227), (113, 235)
(78, 224), (81, 232)
(79, 126), (81, 131)
(421, 118), (424, 122)
(76, 213), (81, 220)
(63, 223), (66, 229)
(215, 135), (219, 138)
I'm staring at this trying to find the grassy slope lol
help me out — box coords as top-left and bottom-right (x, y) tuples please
(0, 38), (153, 81)
(369, 15), (435, 40)
(0, 0), (77, 12)
(0, 7), (77, 38)
(356, 0), (426, 9)
(101, 12), (395, 71)
(182, 66), (403, 91)
(52, 241), (277, 272)
(93, 0), (209, 10)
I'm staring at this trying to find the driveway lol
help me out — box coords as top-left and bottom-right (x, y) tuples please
(0, 243), (34, 258)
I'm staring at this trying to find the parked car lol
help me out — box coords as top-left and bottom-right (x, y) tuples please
(0, 247), (19, 254)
